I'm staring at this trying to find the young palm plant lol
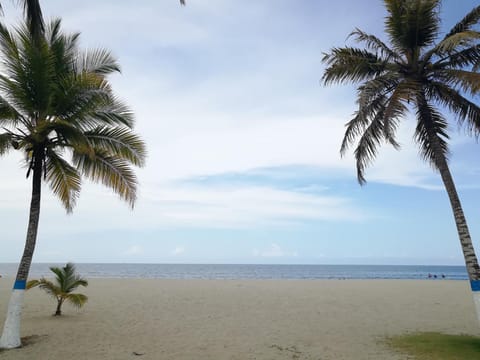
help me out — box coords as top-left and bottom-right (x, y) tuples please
(0, 19), (146, 348)
(27, 263), (88, 316)
(322, 0), (480, 322)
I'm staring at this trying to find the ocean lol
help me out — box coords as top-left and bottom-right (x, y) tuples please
(0, 263), (468, 280)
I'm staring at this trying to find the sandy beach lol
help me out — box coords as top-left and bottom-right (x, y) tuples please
(0, 278), (478, 359)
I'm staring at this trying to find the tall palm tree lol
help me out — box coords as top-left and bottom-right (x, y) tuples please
(27, 263), (88, 316)
(322, 0), (480, 321)
(0, 18), (146, 348)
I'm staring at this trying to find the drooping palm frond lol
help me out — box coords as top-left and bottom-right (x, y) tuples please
(427, 81), (480, 136)
(45, 150), (81, 212)
(353, 110), (388, 185)
(322, 47), (389, 85)
(0, 132), (12, 155)
(434, 69), (480, 95)
(84, 126), (147, 167)
(65, 293), (88, 308)
(414, 99), (450, 168)
(0, 95), (22, 126)
(26, 278), (58, 298)
(73, 149), (138, 207)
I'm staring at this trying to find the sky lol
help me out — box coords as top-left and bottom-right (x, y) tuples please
(1, 0), (480, 265)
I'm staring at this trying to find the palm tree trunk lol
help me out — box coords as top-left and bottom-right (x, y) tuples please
(0, 153), (43, 349)
(55, 299), (63, 316)
(435, 150), (480, 322)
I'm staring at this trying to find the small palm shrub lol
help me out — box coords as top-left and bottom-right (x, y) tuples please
(27, 263), (88, 316)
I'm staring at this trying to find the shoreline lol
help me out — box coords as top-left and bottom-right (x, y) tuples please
(1, 279), (478, 359)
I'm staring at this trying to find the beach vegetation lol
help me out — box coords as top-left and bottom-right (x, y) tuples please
(27, 263), (88, 316)
(0, 15), (145, 348)
(322, 0), (480, 322)
(387, 332), (480, 359)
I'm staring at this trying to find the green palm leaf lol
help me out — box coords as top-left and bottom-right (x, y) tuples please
(73, 149), (138, 207)
(84, 126), (146, 166)
(45, 150), (81, 213)
(65, 293), (88, 308)
(0, 132), (12, 155)
(322, 47), (388, 85)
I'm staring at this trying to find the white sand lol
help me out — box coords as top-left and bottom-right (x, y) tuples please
(0, 278), (478, 359)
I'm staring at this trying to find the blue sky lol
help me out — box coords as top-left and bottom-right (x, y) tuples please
(1, 0), (480, 265)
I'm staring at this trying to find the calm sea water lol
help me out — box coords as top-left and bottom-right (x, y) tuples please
(0, 263), (468, 280)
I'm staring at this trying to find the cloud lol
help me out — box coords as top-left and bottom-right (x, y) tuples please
(171, 246), (186, 256)
(123, 245), (143, 256)
(253, 243), (298, 258)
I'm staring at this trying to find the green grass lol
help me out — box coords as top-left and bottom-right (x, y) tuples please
(387, 332), (480, 360)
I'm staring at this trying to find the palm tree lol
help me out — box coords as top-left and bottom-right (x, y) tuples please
(27, 263), (88, 316)
(322, 0), (480, 321)
(0, 18), (146, 348)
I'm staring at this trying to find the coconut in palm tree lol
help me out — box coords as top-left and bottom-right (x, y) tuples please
(0, 18), (146, 348)
(27, 263), (88, 316)
(322, 0), (480, 322)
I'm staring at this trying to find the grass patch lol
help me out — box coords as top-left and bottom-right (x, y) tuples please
(387, 332), (480, 360)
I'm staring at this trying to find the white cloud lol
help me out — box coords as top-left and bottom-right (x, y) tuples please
(253, 243), (298, 258)
(123, 245), (143, 256)
(171, 246), (186, 256)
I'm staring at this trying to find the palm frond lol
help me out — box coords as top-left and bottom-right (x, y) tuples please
(414, 98), (450, 169)
(444, 5), (480, 39)
(341, 96), (385, 157)
(340, 73), (400, 156)
(433, 44), (480, 70)
(73, 150), (138, 207)
(0, 94), (24, 127)
(427, 81), (480, 137)
(19, 0), (45, 40)
(384, 0), (440, 51)
(65, 293), (88, 308)
(433, 31), (480, 54)
(349, 28), (400, 61)
(47, 19), (80, 77)
(55, 74), (134, 129)
(322, 47), (388, 85)
(45, 150), (81, 213)
(27, 278), (59, 298)
(79, 48), (120, 75)
(435, 69), (480, 95)
(381, 84), (410, 147)
(84, 126), (146, 167)
(0, 132), (13, 155)
(353, 111), (388, 185)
